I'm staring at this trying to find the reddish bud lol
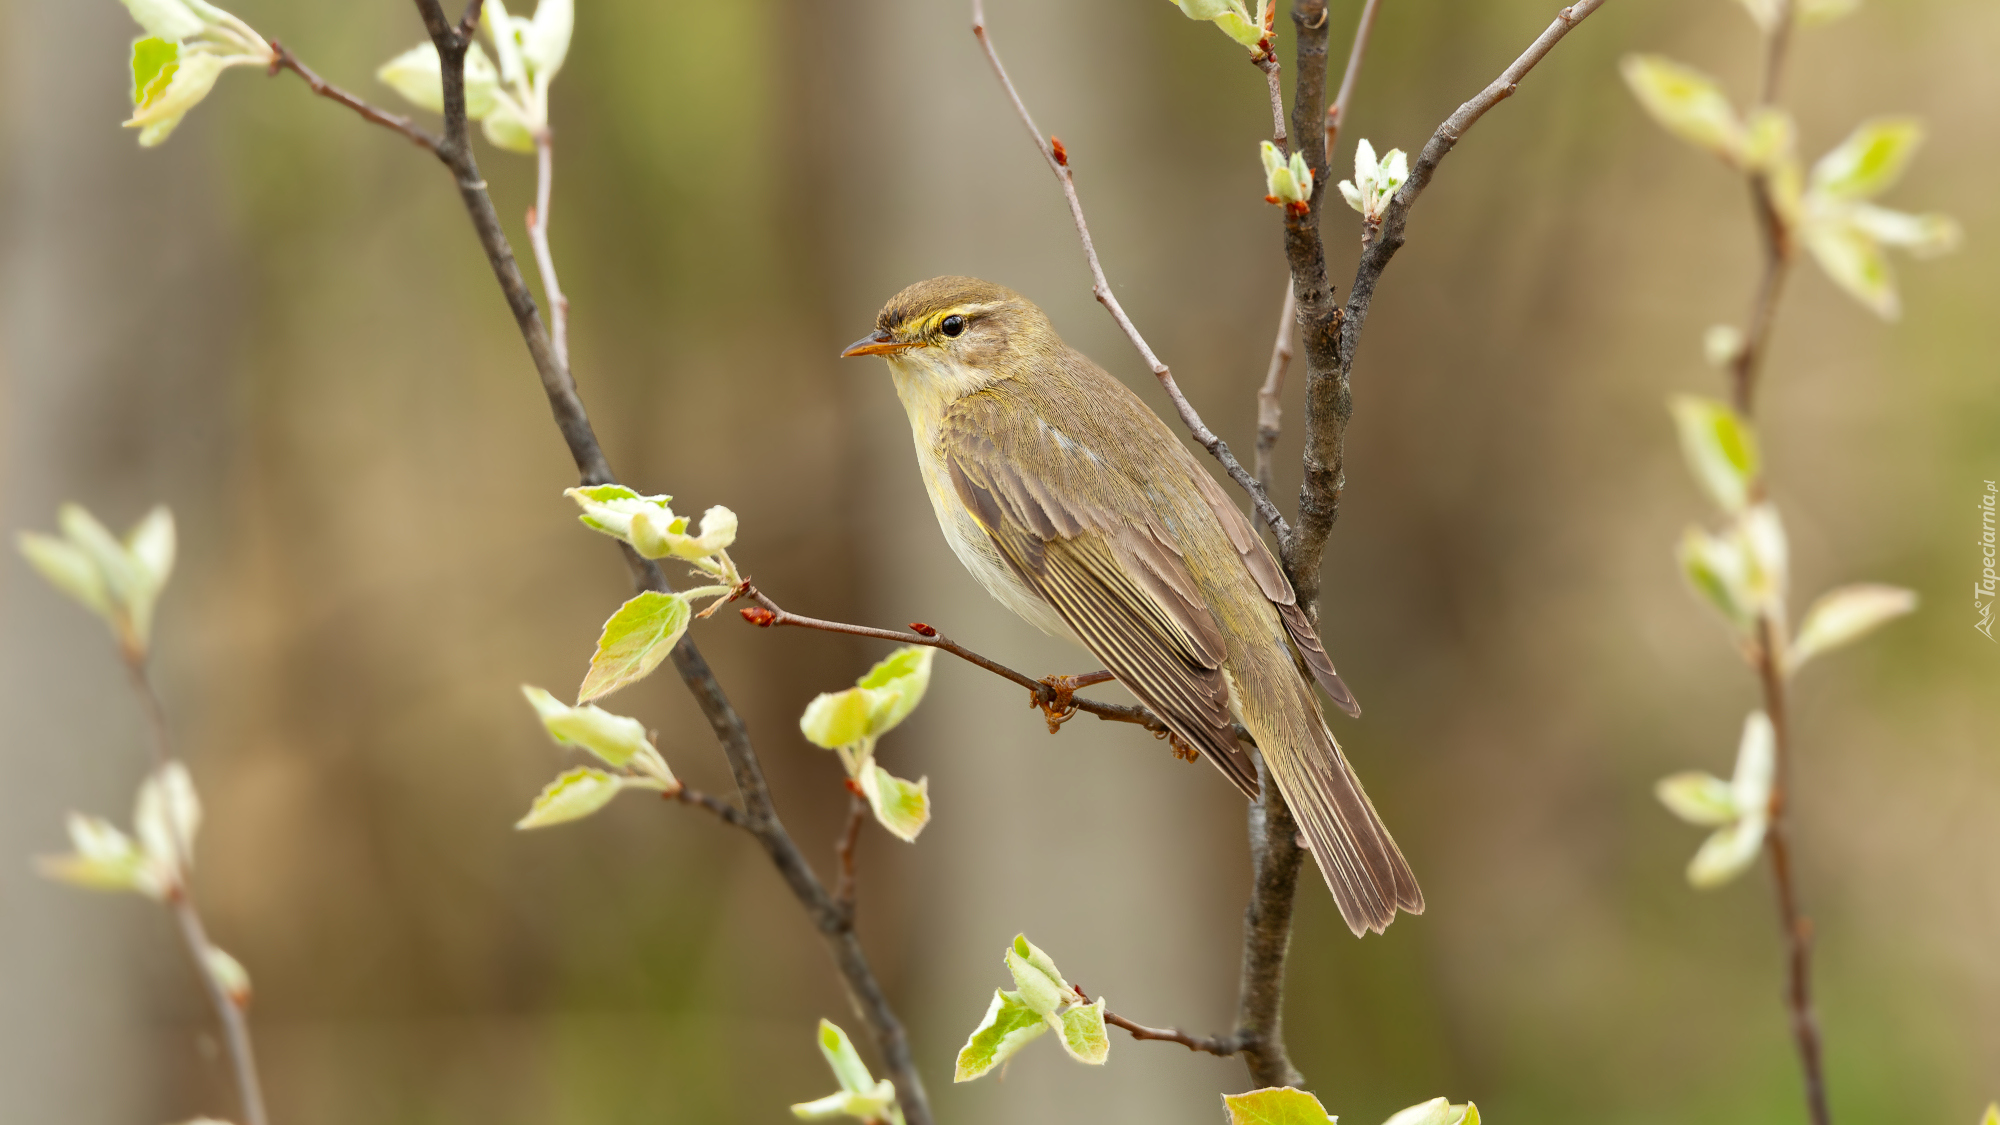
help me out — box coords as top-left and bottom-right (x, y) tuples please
(1050, 137), (1069, 166)
(908, 622), (938, 637)
(1264, 194), (1281, 205)
(844, 777), (867, 798)
(741, 607), (778, 627)
(1286, 200), (1311, 217)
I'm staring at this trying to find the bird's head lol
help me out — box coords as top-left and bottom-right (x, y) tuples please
(842, 276), (1060, 399)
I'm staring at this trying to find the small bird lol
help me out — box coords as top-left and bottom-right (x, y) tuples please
(843, 276), (1422, 936)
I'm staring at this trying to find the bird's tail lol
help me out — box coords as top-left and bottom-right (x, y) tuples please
(1262, 719), (1423, 937)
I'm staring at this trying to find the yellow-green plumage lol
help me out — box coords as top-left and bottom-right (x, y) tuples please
(848, 276), (1421, 936)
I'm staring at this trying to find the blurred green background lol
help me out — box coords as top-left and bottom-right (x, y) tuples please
(1, 0), (1994, 1121)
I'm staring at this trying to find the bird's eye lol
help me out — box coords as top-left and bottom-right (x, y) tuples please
(940, 315), (965, 338)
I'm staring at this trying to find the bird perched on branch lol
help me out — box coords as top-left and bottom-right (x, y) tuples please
(842, 275), (1421, 936)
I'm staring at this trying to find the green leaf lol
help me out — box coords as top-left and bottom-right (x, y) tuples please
(131, 37), (180, 106)
(1688, 815), (1766, 888)
(1012, 933), (1071, 994)
(800, 687), (879, 750)
(816, 1019), (877, 1095)
(1809, 117), (1924, 202)
(859, 764), (930, 842)
(578, 591), (690, 703)
(119, 0), (204, 40)
(1057, 998), (1109, 1065)
(1004, 939), (1069, 1018)
(1789, 583), (1917, 671)
(521, 685), (674, 783)
(1168, 0), (1267, 49)
(856, 646), (935, 737)
(953, 989), (1051, 1082)
(124, 50), (228, 147)
(1655, 771), (1738, 827)
(793, 1020), (902, 1122)
(1667, 396), (1759, 513)
(1678, 526), (1751, 630)
(1222, 1086), (1339, 1125)
(515, 766), (624, 829)
(1620, 55), (1745, 162)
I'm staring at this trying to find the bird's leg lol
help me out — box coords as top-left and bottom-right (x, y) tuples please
(1031, 670), (1114, 733)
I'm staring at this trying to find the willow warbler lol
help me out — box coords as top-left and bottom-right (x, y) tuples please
(843, 276), (1421, 936)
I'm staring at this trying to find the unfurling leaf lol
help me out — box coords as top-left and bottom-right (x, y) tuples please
(515, 766), (625, 829)
(1057, 998), (1109, 1065)
(1680, 711), (1775, 888)
(1620, 55), (1744, 163)
(792, 1020), (904, 1123)
(859, 764), (930, 842)
(134, 760), (200, 883)
(855, 646), (934, 737)
(1678, 524), (1752, 630)
(954, 989), (1050, 1082)
(18, 503), (177, 655)
(1688, 815), (1766, 887)
(578, 591), (691, 703)
(37, 813), (169, 899)
(1005, 936), (1070, 1018)
(564, 486), (740, 572)
(1261, 140), (1314, 206)
(202, 945), (252, 1008)
(1801, 217), (1898, 318)
(121, 0), (205, 40)
(800, 688), (877, 750)
(375, 42), (502, 118)
(521, 0), (574, 79)
(1668, 396), (1760, 513)
(482, 102), (538, 153)
(1382, 1098), (1480, 1125)
(520, 686), (675, 785)
(1222, 1086), (1339, 1125)
(1656, 771), (1738, 827)
(1789, 584), (1917, 671)
(1337, 138), (1407, 221)
(1167, 0), (1272, 51)
(1738, 503), (1790, 621)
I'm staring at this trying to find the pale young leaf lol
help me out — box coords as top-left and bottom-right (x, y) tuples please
(1846, 204), (1961, 258)
(515, 767), (624, 829)
(36, 813), (168, 899)
(1734, 0), (1782, 32)
(202, 945), (252, 1007)
(482, 0), (527, 85)
(1688, 814), (1767, 888)
(375, 42), (501, 118)
(1383, 1098), (1454, 1125)
(815, 1019), (879, 1096)
(1677, 525), (1753, 631)
(481, 102), (537, 153)
(1801, 215), (1898, 319)
(522, 0), (573, 78)
(17, 533), (113, 620)
(1738, 503), (1790, 620)
(1167, 0), (1265, 49)
(800, 687), (879, 751)
(1011, 933), (1071, 994)
(125, 506), (175, 600)
(1732, 710), (1776, 815)
(1222, 1086), (1339, 1125)
(1702, 324), (1745, 369)
(578, 591), (691, 703)
(859, 764), (930, 842)
(134, 760), (199, 883)
(1620, 55), (1745, 163)
(1789, 584), (1917, 671)
(1005, 940), (1069, 1018)
(953, 989), (1050, 1082)
(1798, 0), (1860, 21)
(1809, 117), (1924, 202)
(520, 685), (672, 783)
(1656, 771), (1738, 827)
(1667, 395), (1759, 513)
(119, 0), (204, 40)
(1057, 998), (1109, 1065)
(127, 51), (228, 147)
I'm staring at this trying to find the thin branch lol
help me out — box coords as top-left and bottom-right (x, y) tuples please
(268, 42), (442, 153)
(1291, 0), (1611, 606)
(528, 134), (571, 371)
(740, 587), (1188, 740)
(1753, 616), (1830, 1125)
(833, 792), (867, 913)
(671, 784), (753, 831)
(1254, 283), (1297, 493)
(1080, 986), (1240, 1057)
(969, 0), (1290, 543)
(120, 661), (270, 1125)
(1257, 55), (1289, 153)
(1324, 0), (1383, 159)
(398, 4), (931, 1120)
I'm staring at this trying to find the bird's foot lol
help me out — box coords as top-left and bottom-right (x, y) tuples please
(1030, 670), (1113, 734)
(1153, 727), (1201, 762)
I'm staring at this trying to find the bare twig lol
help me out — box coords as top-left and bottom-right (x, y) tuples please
(969, 0), (1290, 543)
(740, 587), (1191, 741)
(119, 661), (270, 1125)
(1257, 55), (1289, 153)
(833, 792), (867, 913)
(1080, 985), (1240, 1057)
(268, 42), (441, 153)
(1254, 283), (1297, 493)
(1324, 0), (1383, 158)
(392, 4), (931, 1120)
(528, 134), (571, 371)
(672, 784), (753, 831)
(1293, 0), (1611, 607)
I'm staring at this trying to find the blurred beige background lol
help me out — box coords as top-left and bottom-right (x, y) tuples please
(1, 0), (1995, 1122)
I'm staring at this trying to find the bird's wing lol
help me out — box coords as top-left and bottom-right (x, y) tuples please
(940, 397), (1259, 796)
(1183, 454), (1362, 718)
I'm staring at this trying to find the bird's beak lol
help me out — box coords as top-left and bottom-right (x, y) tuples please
(841, 329), (917, 358)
